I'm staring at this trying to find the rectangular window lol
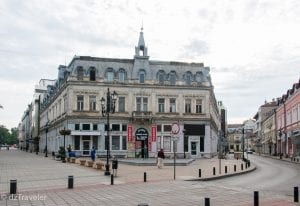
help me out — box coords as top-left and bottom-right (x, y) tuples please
(163, 136), (171, 152)
(200, 136), (204, 152)
(122, 124), (127, 131)
(82, 124), (90, 130)
(75, 124), (80, 130)
(185, 99), (191, 113)
(112, 136), (120, 150)
(93, 136), (98, 150)
(64, 96), (68, 113)
(157, 125), (162, 132)
(169, 98), (176, 113)
(118, 97), (125, 112)
(196, 99), (202, 113)
(122, 136), (127, 150)
(158, 98), (165, 113)
(74, 136), (80, 150)
(143, 97), (148, 112)
(136, 97), (148, 112)
(112, 124), (120, 131)
(93, 124), (98, 131)
(77, 95), (84, 111)
(163, 125), (171, 132)
(136, 97), (142, 112)
(157, 136), (161, 150)
(89, 96), (96, 111)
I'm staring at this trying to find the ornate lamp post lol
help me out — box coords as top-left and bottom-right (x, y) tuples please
(59, 127), (71, 163)
(45, 123), (49, 157)
(101, 88), (118, 176)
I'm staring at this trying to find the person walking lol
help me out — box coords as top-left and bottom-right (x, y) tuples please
(157, 149), (165, 169)
(91, 146), (96, 161)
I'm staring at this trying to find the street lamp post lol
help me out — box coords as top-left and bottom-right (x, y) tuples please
(242, 128), (245, 160)
(45, 126), (48, 157)
(101, 88), (118, 176)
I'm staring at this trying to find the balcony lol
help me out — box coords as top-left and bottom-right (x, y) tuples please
(132, 111), (152, 123)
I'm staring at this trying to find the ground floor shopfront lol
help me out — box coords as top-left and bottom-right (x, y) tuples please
(39, 122), (218, 159)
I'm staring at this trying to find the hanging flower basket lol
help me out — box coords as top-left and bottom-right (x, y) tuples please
(59, 129), (71, 135)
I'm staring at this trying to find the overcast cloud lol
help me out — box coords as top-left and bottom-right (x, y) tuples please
(0, 0), (300, 129)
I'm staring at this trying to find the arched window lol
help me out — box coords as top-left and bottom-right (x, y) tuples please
(184, 72), (193, 85)
(168, 71), (177, 85)
(118, 68), (126, 82)
(89, 68), (96, 81)
(195, 72), (204, 84)
(138, 69), (146, 84)
(157, 70), (165, 85)
(105, 68), (114, 81)
(77, 67), (84, 80)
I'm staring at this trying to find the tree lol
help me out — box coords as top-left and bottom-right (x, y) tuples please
(0, 125), (18, 145)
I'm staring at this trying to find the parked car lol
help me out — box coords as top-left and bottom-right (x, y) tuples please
(246, 148), (253, 154)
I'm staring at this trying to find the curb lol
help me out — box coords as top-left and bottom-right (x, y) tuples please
(185, 164), (257, 181)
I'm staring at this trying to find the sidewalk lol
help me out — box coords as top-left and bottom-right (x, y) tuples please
(254, 153), (300, 164)
(0, 150), (255, 194)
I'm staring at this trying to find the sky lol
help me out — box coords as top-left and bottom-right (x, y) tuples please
(0, 0), (300, 130)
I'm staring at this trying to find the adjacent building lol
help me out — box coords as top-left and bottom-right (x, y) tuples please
(277, 79), (300, 157)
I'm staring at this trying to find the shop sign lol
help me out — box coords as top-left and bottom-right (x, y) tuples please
(135, 128), (148, 141)
(151, 124), (156, 142)
(128, 124), (132, 142)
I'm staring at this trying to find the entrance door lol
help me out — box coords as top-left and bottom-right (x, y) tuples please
(191, 141), (198, 156)
(141, 138), (148, 158)
(83, 141), (90, 156)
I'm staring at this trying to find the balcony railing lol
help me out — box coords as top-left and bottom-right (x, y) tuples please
(132, 111), (152, 122)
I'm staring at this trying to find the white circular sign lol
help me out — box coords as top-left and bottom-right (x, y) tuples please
(171, 123), (180, 135)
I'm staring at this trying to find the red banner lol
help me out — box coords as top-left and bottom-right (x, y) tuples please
(151, 124), (156, 142)
(128, 124), (132, 142)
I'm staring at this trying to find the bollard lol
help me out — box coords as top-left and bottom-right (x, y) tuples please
(254, 191), (259, 206)
(234, 165), (236, 172)
(245, 162), (248, 169)
(225, 166), (227, 174)
(111, 174), (114, 185)
(213, 167), (216, 176)
(144, 172), (147, 182)
(204, 197), (210, 206)
(241, 163), (244, 171)
(10, 180), (17, 194)
(294, 187), (299, 202)
(248, 161), (251, 167)
(68, 176), (73, 189)
(199, 169), (201, 178)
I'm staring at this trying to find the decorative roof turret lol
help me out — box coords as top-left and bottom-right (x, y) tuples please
(135, 27), (148, 58)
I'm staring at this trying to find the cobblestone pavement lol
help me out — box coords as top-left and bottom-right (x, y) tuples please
(0, 150), (298, 206)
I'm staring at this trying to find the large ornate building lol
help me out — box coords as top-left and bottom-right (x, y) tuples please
(34, 29), (220, 158)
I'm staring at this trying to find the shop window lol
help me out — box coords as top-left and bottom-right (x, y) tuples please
(82, 124), (90, 130)
(122, 136), (127, 150)
(112, 136), (120, 150)
(74, 136), (80, 150)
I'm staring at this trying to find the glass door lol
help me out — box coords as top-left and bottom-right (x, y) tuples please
(83, 141), (90, 155)
(191, 141), (197, 156)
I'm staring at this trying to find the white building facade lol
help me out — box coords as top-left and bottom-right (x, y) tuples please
(38, 29), (220, 158)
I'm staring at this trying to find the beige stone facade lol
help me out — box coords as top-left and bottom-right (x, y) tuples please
(38, 29), (220, 158)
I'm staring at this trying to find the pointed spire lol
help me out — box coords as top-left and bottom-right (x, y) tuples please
(135, 26), (148, 57)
